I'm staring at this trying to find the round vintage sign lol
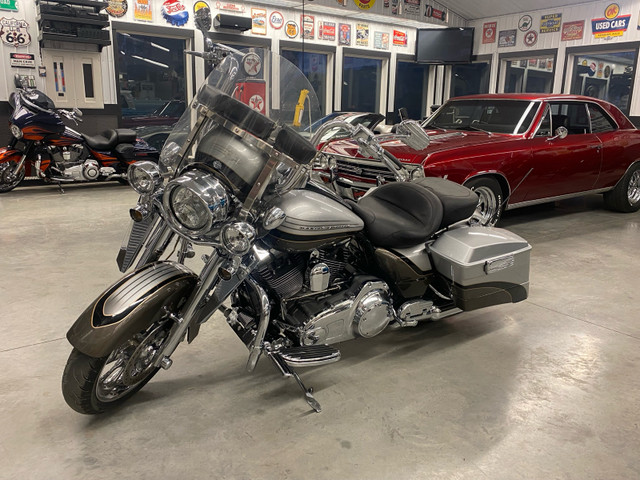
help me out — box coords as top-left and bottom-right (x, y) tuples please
(269, 11), (284, 29)
(353, 0), (376, 10)
(518, 15), (532, 32)
(524, 30), (538, 47)
(285, 20), (298, 38)
(243, 52), (262, 76)
(162, 0), (189, 26)
(106, 0), (128, 17)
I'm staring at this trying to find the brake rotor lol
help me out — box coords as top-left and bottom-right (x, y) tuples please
(121, 323), (171, 386)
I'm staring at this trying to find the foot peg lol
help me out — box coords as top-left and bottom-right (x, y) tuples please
(279, 345), (341, 367)
(266, 346), (341, 413)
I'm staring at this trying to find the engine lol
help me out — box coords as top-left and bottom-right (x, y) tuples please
(252, 243), (395, 346)
(48, 145), (115, 181)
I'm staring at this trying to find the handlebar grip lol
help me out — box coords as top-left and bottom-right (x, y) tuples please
(384, 150), (405, 170)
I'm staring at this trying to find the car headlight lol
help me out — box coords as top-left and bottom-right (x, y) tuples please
(10, 124), (22, 139)
(163, 170), (229, 238)
(221, 222), (256, 254)
(128, 161), (162, 194)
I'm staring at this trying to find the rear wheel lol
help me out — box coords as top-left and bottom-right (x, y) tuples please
(603, 163), (640, 213)
(0, 162), (25, 193)
(62, 320), (171, 414)
(465, 177), (504, 226)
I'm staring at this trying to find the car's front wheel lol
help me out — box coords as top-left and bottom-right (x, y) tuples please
(465, 177), (504, 226)
(603, 163), (640, 213)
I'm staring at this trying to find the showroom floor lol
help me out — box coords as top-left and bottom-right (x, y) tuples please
(0, 181), (639, 480)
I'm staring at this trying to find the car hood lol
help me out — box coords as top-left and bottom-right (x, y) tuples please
(323, 130), (523, 165)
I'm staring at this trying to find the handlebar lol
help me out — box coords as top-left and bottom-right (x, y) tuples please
(312, 120), (409, 182)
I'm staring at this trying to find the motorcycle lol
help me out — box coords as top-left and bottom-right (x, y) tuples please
(61, 11), (531, 414)
(0, 75), (158, 193)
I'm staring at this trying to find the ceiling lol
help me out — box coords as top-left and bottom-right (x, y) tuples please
(437, 0), (598, 21)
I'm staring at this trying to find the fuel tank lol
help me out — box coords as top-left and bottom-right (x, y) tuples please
(264, 189), (364, 251)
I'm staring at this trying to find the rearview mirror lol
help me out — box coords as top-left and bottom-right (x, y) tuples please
(395, 120), (430, 151)
(549, 126), (568, 141)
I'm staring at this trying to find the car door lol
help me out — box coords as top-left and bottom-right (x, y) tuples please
(524, 101), (602, 201)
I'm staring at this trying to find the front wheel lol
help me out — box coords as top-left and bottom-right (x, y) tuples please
(0, 162), (25, 193)
(603, 163), (640, 213)
(62, 320), (171, 414)
(464, 177), (504, 226)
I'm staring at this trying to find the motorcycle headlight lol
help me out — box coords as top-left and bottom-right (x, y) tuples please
(221, 222), (256, 255)
(10, 124), (22, 139)
(128, 161), (162, 194)
(163, 170), (229, 238)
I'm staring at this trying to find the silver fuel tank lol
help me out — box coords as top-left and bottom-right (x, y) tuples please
(264, 190), (364, 251)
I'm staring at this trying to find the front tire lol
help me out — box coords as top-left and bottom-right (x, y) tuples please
(603, 163), (640, 213)
(62, 321), (170, 414)
(465, 177), (504, 226)
(0, 162), (25, 193)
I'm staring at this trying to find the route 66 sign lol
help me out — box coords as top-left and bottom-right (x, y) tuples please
(0, 18), (31, 47)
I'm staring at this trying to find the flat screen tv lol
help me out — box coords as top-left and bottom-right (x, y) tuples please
(415, 27), (474, 64)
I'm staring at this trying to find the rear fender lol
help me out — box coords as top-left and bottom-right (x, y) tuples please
(67, 261), (198, 358)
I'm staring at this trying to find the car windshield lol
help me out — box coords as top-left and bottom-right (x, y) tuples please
(425, 99), (539, 134)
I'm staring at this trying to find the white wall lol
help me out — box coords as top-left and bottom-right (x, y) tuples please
(469, 0), (640, 116)
(0, 0), (467, 109)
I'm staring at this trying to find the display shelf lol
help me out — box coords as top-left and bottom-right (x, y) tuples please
(36, 0), (111, 51)
(38, 14), (109, 28)
(39, 32), (111, 47)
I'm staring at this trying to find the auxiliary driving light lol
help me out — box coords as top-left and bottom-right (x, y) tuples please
(221, 222), (256, 255)
(128, 161), (162, 195)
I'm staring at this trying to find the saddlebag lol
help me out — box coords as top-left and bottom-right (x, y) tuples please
(428, 226), (531, 311)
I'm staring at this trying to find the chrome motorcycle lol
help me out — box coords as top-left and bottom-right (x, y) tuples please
(62, 24), (531, 415)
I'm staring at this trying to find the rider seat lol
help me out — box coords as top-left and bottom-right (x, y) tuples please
(349, 182), (444, 248)
(83, 129), (137, 151)
(348, 178), (478, 249)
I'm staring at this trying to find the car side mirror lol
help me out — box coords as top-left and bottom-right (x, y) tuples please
(548, 126), (568, 141)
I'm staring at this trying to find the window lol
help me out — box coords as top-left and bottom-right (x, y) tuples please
(394, 61), (429, 121)
(588, 104), (617, 133)
(503, 57), (554, 93)
(569, 50), (636, 113)
(342, 56), (382, 112)
(116, 32), (186, 128)
(426, 99), (537, 134)
(281, 50), (328, 114)
(549, 102), (590, 135)
(451, 62), (490, 97)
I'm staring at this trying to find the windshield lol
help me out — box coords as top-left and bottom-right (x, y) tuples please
(161, 48), (322, 178)
(425, 99), (539, 134)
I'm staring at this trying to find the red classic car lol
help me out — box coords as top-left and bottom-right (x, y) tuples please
(319, 94), (640, 225)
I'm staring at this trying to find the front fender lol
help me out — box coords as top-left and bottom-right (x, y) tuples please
(0, 147), (22, 164)
(67, 261), (198, 358)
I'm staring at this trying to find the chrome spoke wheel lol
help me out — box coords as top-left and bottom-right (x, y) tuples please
(95, 322), (170, 403)
(627, 170), (640, 205)
(0, 163), (25, 193)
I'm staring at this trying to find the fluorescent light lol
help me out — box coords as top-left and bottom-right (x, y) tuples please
(151, 42), (170, 52)
(131, 55), (169, 68)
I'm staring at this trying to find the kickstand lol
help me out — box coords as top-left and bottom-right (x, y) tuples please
(267, 352), (322, 413)
(56, 182), (65, 194)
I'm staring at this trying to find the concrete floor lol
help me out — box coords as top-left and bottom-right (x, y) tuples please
(0, 181), (639, 480)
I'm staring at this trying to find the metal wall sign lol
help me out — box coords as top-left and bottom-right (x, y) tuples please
(0, 17), (31, 47)
(0, 0), (18, 12)
(10, 52), (35, 67)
